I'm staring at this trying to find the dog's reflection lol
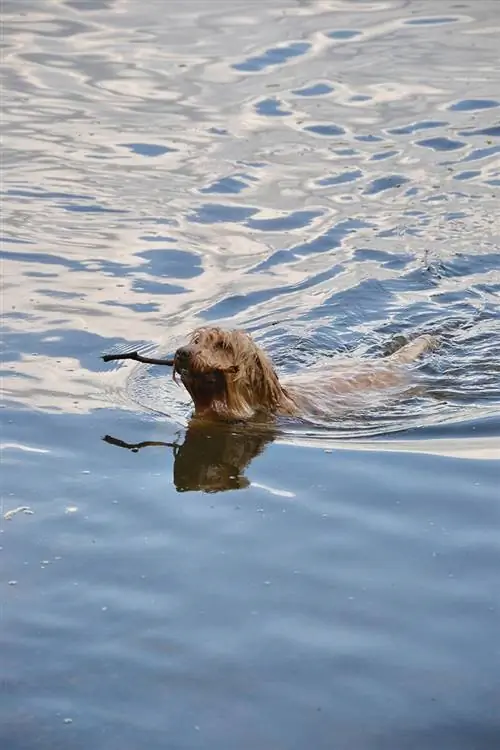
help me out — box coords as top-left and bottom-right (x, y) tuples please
(103, 419), (276, 493)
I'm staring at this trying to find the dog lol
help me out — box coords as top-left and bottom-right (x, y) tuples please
(101, 328), (437, 486)
(170, 327), (437, 421)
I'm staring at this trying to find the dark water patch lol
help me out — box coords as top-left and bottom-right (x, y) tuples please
(317, 169), (363, 186)
(235, 160), (267, 169)
(84, 258), (135, 277)
(355, 133), (384, 143)
(453, 170), (481, 181)
(353, 248), (412, 270)
(2, 310), (38, 323)
(135, 248), (203, 279)
(0, 235), (36, 245)
(6, 188), (92, 201)
(385, 268), (445, 292)
(364, 175), (410, 194)
(37, 289), (81, 300)
(404, 185), (419, 197)
(333, 147), (359, 157)
(1, 249), (86, 270)
(432, 288), (486, 305)
(443, 210), (467, 221)
(420, 192), (452, 205)
(255, 97), (291, 117)
(449, 98), (499, 111)
(476, 281), (500, 294)
(4, 327), (123, 370)
(388, 120), (447, 135)
(458, 125), (500, 138)
(370, 150), (398, 162)
(461, 144), (500, 162)
(63, 0), (116, 9)
(246, 210), (322, 232)
(200, 176), (249, 194)
(121, 142), (177, 157)
(254, 325), (347, 366)
(188, 203), (258, 224)
(349, 94), (371, 103)
(292, 83), (333, 97)
(317, 277), (395, 321)
(103, 300), (160, 313)
(139, 234), (178, 243)
(284, 218), (373, 260)
(202, 266), (343, 320)
(58, 202), (128, 214)
(417, 136), (465, 151)
(4, 190), (123, 215)
(435, 252), (500, 278)
(327, 29), (361, 39)
(304, 123), (345, 137)
(232, 42), (311, 72)
(249, 248), (297, 274)
(404, 16), (460, 26)
(131, 279), (186, 296)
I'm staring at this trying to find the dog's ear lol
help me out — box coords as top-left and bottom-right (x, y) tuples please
(250, 348), (283, 410)
(225, 365), (239, 374)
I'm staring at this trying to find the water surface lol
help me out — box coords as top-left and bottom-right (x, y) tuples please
(2, 1), (499, 748)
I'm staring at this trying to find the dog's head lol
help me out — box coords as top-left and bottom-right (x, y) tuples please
(173, 327), (288, 419)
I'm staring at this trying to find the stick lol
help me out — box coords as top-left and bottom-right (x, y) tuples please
(102, 350), (174, 366)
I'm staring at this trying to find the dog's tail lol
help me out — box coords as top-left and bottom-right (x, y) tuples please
(386, 334), (439, 365)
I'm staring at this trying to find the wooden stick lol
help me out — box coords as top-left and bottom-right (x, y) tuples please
(102, 350), (174, 366)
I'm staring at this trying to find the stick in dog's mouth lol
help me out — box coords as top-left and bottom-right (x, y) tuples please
(102, 350), (239, 375)
(101, 351), (175, 366)
(101, 350), (239, 395)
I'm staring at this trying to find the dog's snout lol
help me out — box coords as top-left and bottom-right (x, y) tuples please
(175, 345), (192, 363)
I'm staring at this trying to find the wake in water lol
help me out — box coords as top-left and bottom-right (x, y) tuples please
(118, 311), (499, 440)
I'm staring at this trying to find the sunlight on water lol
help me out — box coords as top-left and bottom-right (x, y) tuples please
(3, 0), (499, 441)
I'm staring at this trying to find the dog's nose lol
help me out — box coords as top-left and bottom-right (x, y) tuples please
(175, 346), (192, 363)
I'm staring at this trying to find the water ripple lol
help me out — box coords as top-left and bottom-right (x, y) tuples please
(2, 1), (500, 746)
(232, 41), (311, 72)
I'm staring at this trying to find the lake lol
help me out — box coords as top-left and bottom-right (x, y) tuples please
(2, 1), (499, 748)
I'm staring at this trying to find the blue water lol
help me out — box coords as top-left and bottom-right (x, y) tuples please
(2, 1), (499, 748)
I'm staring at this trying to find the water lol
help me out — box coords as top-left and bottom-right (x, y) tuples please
(2, 1), (499, 747)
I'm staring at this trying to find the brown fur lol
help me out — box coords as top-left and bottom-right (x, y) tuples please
(173, 327), (438, 422)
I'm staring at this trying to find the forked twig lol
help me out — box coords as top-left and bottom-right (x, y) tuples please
(102, 351), (174, 366)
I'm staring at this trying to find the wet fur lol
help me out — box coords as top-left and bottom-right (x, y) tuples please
(174, 327), (438, 421)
